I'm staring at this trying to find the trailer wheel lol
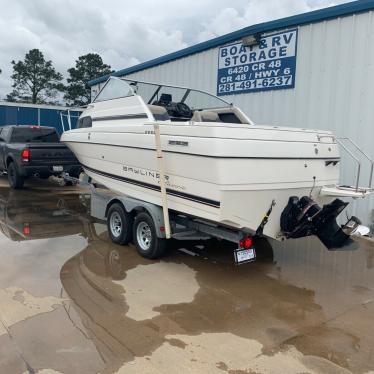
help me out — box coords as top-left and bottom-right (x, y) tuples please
(8, 162), (24, 189)
(107, 203), (133, 245)
(133, 212), (167, 259)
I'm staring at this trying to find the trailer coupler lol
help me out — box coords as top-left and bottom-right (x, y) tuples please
(280, 196), (360, 250)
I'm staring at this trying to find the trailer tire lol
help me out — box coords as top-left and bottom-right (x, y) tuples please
(7, 162), (24, 189)
(133, 212), (167, 259)
(107, 203), (133, 245)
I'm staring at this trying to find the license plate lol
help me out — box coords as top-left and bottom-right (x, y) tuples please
(53, 166), (63, 172)
(234, 247), (256, 264)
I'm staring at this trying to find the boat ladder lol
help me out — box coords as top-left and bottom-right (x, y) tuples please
(318, 135), (374, 198)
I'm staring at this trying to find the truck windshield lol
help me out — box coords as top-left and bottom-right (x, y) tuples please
(10, 127), (59, 143)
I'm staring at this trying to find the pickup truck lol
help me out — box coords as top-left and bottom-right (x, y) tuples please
(0, 125), (81, 189)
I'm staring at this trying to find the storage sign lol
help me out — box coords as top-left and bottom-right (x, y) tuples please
(217, 29), (297, 96)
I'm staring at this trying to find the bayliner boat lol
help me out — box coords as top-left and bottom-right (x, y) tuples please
(61, 77), (374, 249)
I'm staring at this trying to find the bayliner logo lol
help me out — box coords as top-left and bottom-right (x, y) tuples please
(122, 165), (186, 191)
(123, 166), (169, 181)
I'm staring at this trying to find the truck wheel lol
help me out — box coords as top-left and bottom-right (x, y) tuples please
(7, 162), (24, 189)
(133, 212), (167, 259)
(107, 203), (133, 245)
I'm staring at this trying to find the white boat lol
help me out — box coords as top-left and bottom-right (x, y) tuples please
(61, 77), (374, 249)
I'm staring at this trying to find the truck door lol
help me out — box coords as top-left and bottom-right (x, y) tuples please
(0, 127), (11, 170)
(0, 128), (5, 170)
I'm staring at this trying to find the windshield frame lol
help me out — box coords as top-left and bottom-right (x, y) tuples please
(92, 77), (135, 103)
(121, 78), (232, 110)
(92, 76), (232, 111)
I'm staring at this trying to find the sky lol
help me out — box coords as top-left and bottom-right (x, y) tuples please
(0, 0), (350, 100)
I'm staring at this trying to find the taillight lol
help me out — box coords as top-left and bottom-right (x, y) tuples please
(244, 237), (253, 248)
(239, 236), (253, 249)
(23, 224), (30, 236)
(21, 149), (30, 162)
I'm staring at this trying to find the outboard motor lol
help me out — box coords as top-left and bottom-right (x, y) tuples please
(280, 196), (360, 250)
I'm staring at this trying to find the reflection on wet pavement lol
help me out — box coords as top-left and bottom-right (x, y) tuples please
(0, 177), (374, 373)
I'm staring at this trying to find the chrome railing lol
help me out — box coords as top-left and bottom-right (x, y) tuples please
(317, 135), (374, 192)
(337, 137), (374, 191)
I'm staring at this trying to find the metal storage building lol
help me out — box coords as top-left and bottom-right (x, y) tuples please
(88, 0), (374, 225)
(0, 102), (82, 134)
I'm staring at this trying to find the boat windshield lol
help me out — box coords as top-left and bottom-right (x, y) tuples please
(123, 78), (231, 110)
(93, 78), (134, 102)
(93, 76), (231, 111)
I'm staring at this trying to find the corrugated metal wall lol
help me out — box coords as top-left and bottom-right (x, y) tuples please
(0, 105), (81, 134)
(93, 10), (374, 224)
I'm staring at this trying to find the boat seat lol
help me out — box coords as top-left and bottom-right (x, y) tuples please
(148, 105), (170, 121)
(191, 110), (220, 122)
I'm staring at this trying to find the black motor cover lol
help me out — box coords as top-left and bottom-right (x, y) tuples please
(280, 196), (357, 250)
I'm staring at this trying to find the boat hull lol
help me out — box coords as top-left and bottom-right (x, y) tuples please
(84, 164), (331, 239)
(63, 126), (340, 240)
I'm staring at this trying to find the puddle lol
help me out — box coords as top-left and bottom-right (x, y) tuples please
(1, 179), (374, 373)
(60, 227), (374, 373)
(112, 332), (352, 374)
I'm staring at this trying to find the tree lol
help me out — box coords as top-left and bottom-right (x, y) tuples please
(64, 53), (112, 106)
(7, 49), (63, 104)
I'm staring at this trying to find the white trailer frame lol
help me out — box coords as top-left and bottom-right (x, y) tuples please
(62, 172), (257, 264)
(89, 186), (248, 244)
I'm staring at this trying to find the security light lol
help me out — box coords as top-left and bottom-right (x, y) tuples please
(242, 33), (261, 46)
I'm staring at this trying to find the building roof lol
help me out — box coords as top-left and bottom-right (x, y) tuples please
(88, 0), (374, 87)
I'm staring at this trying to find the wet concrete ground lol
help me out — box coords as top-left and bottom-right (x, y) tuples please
(0, 176), (374, 373)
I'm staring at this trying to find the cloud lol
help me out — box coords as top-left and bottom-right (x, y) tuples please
(196, 0), (348, 42)
(0, 0), (349, 101)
